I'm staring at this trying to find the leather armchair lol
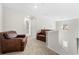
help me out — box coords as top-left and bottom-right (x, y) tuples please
(0, 31), (27, 54)
(37, 30), (46, 42)
(37, 29), (51, 42)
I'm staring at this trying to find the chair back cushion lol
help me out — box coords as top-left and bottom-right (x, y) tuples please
(4, 31), (17, 39)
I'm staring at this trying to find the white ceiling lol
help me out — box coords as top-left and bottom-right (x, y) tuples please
(2, 3), (79, 20)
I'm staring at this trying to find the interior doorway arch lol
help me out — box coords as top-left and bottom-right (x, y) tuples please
(24, 17), (31, 37)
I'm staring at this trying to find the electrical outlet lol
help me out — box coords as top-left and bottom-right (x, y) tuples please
(63, 40), (68, 48)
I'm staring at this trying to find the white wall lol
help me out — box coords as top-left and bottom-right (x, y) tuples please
(3, 7), (56, 38)
(48, 19), (78, 55)
(3, 8), (26, 34)
(0, 4), (3, 32)
(47, 30), (70, 55)
(59, 19), (78, 54)
(31, 16), (56, 38)
(77, 19), (79, 37)
(3, 3), (79, 39)
(0, 3), (2, 52)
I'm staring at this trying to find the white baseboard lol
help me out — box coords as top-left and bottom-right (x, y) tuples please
(47, 46), (60, 55)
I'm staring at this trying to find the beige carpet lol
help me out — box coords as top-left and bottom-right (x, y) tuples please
(4, 38), (58, 55)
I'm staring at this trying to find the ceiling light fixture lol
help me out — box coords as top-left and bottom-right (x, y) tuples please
(33, 5), (38, 8)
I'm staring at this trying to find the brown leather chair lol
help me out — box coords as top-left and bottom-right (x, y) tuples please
(37, 30), (46, 42)
(37, 29), (51, 42)
(0, 31), (27, 54)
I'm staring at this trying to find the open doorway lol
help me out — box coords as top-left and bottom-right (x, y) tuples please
(24, 16), (31, 37)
